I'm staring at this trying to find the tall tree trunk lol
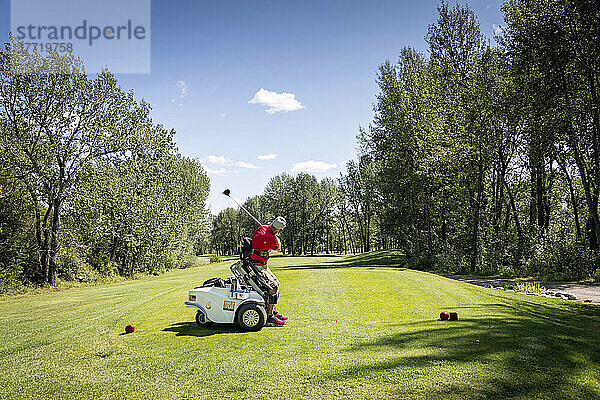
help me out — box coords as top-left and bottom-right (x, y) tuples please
(40, 205), (53, 283)
(425, 198), (433, 254)
(342, 223), (347, 254)
(470, 162), (484, 273)
(440, 195), (447, 243)
(364, 202), (371, 252)
(557, 157), (582, 241)
(529, 151), (537, 229)
(24, 182), (51, 282)
(562, 72), (600, 249)
(586, 70), (600, 190)
(573, 146), (600, 250)
(409, 187), (419, 258)
(587, 217), (599, 250)
(499, 147), (523, 239)
(536, 160), (546, 230)
(47, 196), (61, 286)
(342, 214), (355, 254)
(493, 164), (504, 234)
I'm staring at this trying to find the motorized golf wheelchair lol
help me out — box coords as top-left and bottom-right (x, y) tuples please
(185, 238), (275, 331)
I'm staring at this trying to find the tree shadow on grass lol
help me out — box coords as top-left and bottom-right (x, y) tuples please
(321, 297), (600, 399)
(272, 254), (337, 258)
(277, 264), (408, 271)
(272, 250), (407, 270)
(333, 250), (406, 268)
(276, 264), (386, 271)
(276, 252), (406, 271)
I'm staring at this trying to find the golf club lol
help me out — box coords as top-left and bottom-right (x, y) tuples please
(222, 189), (263, 226)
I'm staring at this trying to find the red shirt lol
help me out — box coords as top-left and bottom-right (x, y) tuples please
(249, 225), (280, 266)
(251, 225), (280, 251)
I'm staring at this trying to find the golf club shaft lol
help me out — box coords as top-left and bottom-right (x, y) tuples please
(226, 195), (262, 226)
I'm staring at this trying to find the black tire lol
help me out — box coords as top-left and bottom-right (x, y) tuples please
(236, 303), (267, 331)
(195, 309), (213, 327)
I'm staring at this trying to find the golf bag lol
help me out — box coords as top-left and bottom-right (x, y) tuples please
(201, 277), (226, 288)
(231, 238), (275, 303)
(240, 237), (253, 260)
(231, 260), (274, 302)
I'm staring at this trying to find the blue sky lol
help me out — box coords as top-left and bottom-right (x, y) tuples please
(0, 0), (504, 213)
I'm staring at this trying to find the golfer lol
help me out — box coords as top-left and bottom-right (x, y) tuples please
(249, 216), (288, 325)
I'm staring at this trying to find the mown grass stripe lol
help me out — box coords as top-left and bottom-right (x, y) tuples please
(1, 255), (600, 399)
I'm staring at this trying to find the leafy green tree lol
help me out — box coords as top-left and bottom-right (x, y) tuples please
(340, 156), (377, 253)
(0, 175), (35, 290)
(70, 154), (209, 276)
(212, 173), (343, 256)
(503, 0), (600, 251)
(211, 208), (241, 256)
(0, 38), (202, 284)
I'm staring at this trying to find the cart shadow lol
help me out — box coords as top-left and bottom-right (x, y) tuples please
(163, 322), (247, 337)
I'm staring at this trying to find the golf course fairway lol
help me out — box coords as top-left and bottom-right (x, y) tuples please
(1, 253), (600, 399)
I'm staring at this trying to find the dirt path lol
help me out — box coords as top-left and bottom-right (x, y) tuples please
(443, 275), (600, 304)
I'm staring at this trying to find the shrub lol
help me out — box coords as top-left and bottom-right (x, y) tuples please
(525, 230), (599, 281)
(180, 254), (198, 269)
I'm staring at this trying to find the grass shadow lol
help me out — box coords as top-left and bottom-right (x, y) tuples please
(334, 250), (406, 268)
(277, 264), (408, 271)
(271, 254), (338, 258)
(321, 296), (600, 398)
(275, 250), (406, 271)
(276, 264), (373, 271)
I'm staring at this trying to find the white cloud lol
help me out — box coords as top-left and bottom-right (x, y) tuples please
(204, 166), (227, 176)
(171, 80), (188, 104)
(248, 88), (305, 114)
(204, 165), (227, 176)
(202, 154), (259, 174)
(177, 80), (188, 97)
(205, 155), (230, 165)
(291, 160), (337, 173)
(220, 112), (227, 117)
(258, 153), (278, 160)
(493, 24), (504, 35)
(235, 161), (259, 169)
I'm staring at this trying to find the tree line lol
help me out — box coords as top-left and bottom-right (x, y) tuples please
(209, 168), (389, 257)
(4, 0), (597, 289)
(359, 0), (600, 279)
(210, 174), (339, 256)
(0, 38), (210, 292)
(211, 0), (600, 281)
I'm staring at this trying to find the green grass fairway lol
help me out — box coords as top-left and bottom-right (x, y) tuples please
(1, 253), (600, 399)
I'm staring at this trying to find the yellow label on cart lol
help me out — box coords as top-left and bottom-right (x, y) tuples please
(223, 300), (235, 311)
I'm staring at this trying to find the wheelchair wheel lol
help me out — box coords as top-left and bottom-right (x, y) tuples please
(237, 303), (267, 331)
(196, 309), (213, 327)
